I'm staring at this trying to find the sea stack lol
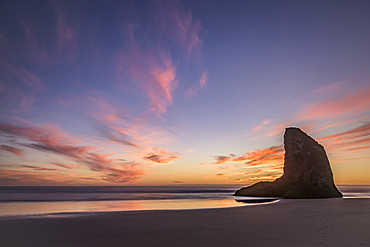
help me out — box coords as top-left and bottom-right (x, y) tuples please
(234, 127), (343, 199)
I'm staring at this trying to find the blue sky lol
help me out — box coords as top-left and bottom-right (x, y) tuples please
(1, 0), (370, 185)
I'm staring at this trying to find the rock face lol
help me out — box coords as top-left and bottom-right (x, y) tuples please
(234, 127), (342, 199)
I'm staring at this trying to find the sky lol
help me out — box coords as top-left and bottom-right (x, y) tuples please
(0, 0), (370, 186)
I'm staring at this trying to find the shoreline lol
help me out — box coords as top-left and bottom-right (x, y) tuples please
(0, 198), (257, 217)
(1, 198), (369, 246)
(0, 199), (280, 220)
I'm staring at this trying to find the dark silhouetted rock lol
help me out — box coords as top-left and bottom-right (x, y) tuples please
(234, 127), (342, 199)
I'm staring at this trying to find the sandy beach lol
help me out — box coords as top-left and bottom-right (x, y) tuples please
(0, 198), (369, 247)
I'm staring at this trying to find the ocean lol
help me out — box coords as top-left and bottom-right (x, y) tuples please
(0, 185), (369, 217)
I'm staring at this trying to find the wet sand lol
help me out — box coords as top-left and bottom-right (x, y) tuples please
(0, 198), (369, 247)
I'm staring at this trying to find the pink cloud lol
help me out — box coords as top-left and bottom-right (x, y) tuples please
(143, 149), (179, 164)
(52, 163), (73, 170)
(0, 145), (26, 156)
(19, 67), (43, 91)
(88, 95), (177, 157)
(0, 122), (146, 184)
(116, 41), (177, 116)
(186, 70), (208, 97)
(319, 123), (370, 157)
(17, 91), (35, 113)
(311, 117), (368, 134)
(19, 5), (78, 65)
(88, 95), (142, 148)
(298, 87), (370, 121)
(244, 80), (370, 140)
(0, 60), (44, 92)
(313, 79), (349, 94)
(205, 144), (285, 183)
(0, 60), (46, 112)
(155, 1), (203, 60)
(147, 56), (177, 115)
(116, 2), (206, 116)
(55, 8), (78, 58)
(247, 119), (273, 136)
(22, 165), (57, 171)
(233, 145), (284, 167)
(204, 146), (284, 169)
(199, 70), (208, 88)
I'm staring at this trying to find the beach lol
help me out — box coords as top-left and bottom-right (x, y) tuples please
(1, 198), (369, 247)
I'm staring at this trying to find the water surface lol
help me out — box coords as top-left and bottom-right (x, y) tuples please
(0, 185), (368, 217)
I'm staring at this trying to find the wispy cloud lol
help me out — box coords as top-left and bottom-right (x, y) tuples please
(247, 119), (273, 136)
(0, 168), (101, 185)
(115, 36), (177, 116)
(22, 165), (57, 171)
(203, 145), (285, 183)
(52, 163), (73, 170)
(20, 3), (79, 63)
(298, 87), (370, 121)
(0, 61), (43, 112)
(204, 173), (228, 180)
(18, 67), (43, 92)
(143, 149), (179, 164)
(0, 145), (26, 156)
(209, 145), (284, 168)
(88, 95), (140, 148)
(173, 180), (186, 184)
(147, 55), (177, 115)
(313, 80), (346, 94)
(89, 95), (175, 149)
(319, 123), (370, 157)
(233, 145), (284, 167)
(55, 8), (78, 58)
(0, 122), (146, 184)
(0, 169), (65, 185)
(186, 70), (208, 97)
(115, 1), (205, 117)
(213, 155), (234, 165)
(155, 1), (204, 60)
(99, 127), (138, 148)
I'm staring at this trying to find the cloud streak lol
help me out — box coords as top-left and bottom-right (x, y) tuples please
(319, 123), (370, 157)
(0, 145), (26, 156)
(89, 95), (175, 149)
(143, 149), (179, 164)
(210, 145), (284, 168)
(203, 145), (285, 183)
(0, 122), (145, 184)
(55, 7), (78, 58)
(186, 70), (208, 97)
(298, 87), (370, 121)
(115, 1), (205, 117)
(115, 36), (177, 116)
(22, 165), (57, 171)
(155, 1), (204, 60)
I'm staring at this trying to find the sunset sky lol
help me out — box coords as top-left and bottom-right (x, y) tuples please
(1, 0), (370, 186)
